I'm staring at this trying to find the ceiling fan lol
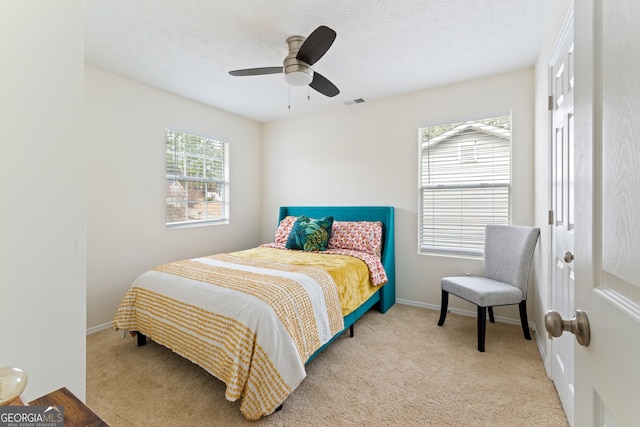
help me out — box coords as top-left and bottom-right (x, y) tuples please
(229, 25), (340, 97)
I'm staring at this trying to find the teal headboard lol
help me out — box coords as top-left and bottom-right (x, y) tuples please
(278, 206), (395, 313)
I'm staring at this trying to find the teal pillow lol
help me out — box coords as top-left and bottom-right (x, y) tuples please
(286, 215), (334, 251)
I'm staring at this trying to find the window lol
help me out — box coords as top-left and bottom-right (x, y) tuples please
(165, 129), (229, 226)
(419, 115), (511, 256)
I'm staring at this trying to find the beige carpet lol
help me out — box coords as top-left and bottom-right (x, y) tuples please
(86, 304), (569, 426)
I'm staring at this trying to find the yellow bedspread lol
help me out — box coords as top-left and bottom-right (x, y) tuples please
(230, 247), (379, 316)
(113, 249), (355, 421)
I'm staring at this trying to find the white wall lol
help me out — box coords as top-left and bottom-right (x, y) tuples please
(532, 0), (573, 370)
(0, 1), (86, 400)
(261, 69), (535, 321)
(85, 67), (262, 329)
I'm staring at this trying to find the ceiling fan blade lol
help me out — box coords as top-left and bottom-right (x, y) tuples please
(229, 66), (283, 76)
(296, 26), (336, 65)
(309, 72), (339, 97)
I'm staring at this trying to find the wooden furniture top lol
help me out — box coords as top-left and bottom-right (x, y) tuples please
(29, 387), (108, 427)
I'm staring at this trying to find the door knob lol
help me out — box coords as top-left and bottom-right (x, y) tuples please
(544, 310), (590, 346)
(563, 251), (574, 263)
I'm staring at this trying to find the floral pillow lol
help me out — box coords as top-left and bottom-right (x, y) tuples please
(328, 220), (383, 256)
(286, 215), (334, 251)
(274, 216), (298, 243)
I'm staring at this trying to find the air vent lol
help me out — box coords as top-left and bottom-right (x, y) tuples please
(344, 98), (366, 105)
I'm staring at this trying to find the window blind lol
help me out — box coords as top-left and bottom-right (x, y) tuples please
(419, 117), (511, 256)
(165, 129), (229, 226)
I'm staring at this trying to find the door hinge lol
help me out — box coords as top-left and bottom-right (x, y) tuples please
(548, 95), (554, 111)
(548, 210), (554, 225)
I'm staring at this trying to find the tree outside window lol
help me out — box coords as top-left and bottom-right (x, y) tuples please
(165, 129), (229, 226)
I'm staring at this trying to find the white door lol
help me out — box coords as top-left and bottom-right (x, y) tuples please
(573, 1), (640, 425)
(548, 10), (576, 425)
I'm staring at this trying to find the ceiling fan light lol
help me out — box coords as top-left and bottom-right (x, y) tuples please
(285, 69), (313, 86)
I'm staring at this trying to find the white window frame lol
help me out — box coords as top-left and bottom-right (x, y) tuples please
(418, 114), (512, 257)
(165, 128), (229, 227)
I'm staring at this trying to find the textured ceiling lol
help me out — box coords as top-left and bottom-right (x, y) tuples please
(84, 0), (553, 123)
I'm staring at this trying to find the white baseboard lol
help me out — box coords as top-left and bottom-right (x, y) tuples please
(395, 298), (537, 331)
(535, 324), (553, 378)
(86, 322), (113, 335)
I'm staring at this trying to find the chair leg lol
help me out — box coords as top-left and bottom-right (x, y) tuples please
(477, 306), (486, 352)
(437, 290), (449, 326)
(488, 306), (495, 323)
(519, 301), (532, 340)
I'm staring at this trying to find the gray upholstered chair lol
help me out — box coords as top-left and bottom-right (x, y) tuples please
(437, 225), (540, 352)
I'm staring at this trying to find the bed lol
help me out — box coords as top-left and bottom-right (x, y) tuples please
(113, 206), (395, 420)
